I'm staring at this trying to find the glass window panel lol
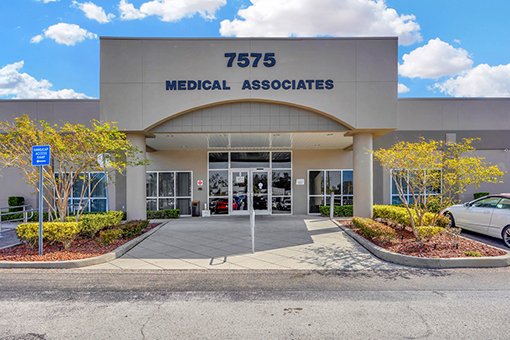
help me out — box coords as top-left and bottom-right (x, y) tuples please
(272, 197), (291, 214)
(272, 152), (291, 168)
(309, 196), (324, 214)
(208, 152), (228, 169)
(209, 170), (228, 196)
(159, 172), (174, 197)
(391, 171), (408, 195)
(176, 198), (191, 215)
(309, 171), (324, 195)
(252, 172), (268, 194)
(73, 199), (89, 213)
(146, 199), (157, 211)
(232, 171), (248, 195)
(90, 173), (107, 198)
(146, 172), (157, 197)
(272, 170), (291, 195)
(326, 171), (341, 195)
(325, 197), (342, 207)
(90, 199), (106, 212)
(72, 173), (88, 198)
(391, 195), (405, 205)
(342, 196), (353, 206)
(231, 152), (270, 168)
(176, 172), (191, 196)
(343, 171), (353, 195)
(233, 195), (248, 212)
(159, 198), (175, 210)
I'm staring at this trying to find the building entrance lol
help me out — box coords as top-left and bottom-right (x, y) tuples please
(230, 169), (270, 215)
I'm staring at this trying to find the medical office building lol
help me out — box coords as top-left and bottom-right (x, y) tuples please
(1, 37), (509, 219)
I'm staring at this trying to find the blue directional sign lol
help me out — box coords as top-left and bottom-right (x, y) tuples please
(32, 146), (51, 166)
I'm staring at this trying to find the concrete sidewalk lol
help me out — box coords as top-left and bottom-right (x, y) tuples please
(84, 215), (404, 270)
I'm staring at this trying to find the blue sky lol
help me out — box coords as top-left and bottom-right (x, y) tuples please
(2, 0), (510, 99)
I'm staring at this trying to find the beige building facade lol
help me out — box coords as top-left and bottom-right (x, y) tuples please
(1, 37), (509, 219)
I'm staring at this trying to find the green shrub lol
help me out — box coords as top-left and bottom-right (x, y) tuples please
(352, 217), (396, 242)
(319, 205), (353, 217)
(146, 209), (180, 219)
(121, 220), (149, 238)
(98, 228), (123, 247)
(67, 211), (124, 238)
(16, 222), (81, 249)
(8, 196), (24, 212)
(415, 226), (443, 241)
(373, 205), (439, 227)
(474, 192), (489, 200)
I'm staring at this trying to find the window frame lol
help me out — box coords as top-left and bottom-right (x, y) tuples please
(146, 171), (193, 216)
(307, 169), (354, 215)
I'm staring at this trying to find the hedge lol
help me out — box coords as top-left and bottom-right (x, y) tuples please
(474, 192), (489, 200)
(319, 205), (353, 217)
(16, 222), (81, 249)
(67, 211), (124, 237)
(147, 209), (180, 219)
(121, 220), (149, 238)
(8, 196), (24, 212)
(415, 226), (443, 241)
(352, 217), (396, 242)
(373, 205), (439, 227)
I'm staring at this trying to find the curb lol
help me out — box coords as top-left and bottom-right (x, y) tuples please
(331, 219), (510, 268)
(0, 222), (167, 269)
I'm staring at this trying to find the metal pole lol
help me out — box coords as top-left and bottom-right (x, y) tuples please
(330, 192), (334, 220)
(39, 165), (43, 256)
(103, 153), (109, 212)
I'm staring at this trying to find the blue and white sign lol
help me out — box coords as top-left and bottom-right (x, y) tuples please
(32, 146), (51, 166)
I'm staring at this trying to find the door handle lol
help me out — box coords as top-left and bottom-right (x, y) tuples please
(484, 211), (490, 214)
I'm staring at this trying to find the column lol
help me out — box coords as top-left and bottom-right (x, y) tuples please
(126, 133), (147, 220)
(353, 133), (373, 218)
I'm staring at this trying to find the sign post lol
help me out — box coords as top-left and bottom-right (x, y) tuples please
(32, 146), (51, 256)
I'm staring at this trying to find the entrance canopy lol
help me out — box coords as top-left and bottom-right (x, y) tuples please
(146, 132), (353, 151)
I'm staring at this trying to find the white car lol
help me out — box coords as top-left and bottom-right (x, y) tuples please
(442, 194), (510, 247)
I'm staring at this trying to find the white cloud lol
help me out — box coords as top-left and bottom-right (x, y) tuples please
(0, 61), (92, 99)
(30, 35), (44, 44)
(399, 38), (473, 79)
(36, 0), (60, 3)
(434, 63), (510, 97)
(30, 23), (97, 46)
(72, 1), (115, 23)
(219, 0), (421, 46)
(119, 0), (146, 20)
(454, 39), (461, 44)
(398, 83), (410, 93)
(118, 0), (226, 22)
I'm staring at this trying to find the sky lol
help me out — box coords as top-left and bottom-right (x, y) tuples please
(2, 0), (510, 100)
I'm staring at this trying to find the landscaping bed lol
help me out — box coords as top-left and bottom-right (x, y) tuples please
(338, 220), (506, 258)
(0, 222), (159, 262)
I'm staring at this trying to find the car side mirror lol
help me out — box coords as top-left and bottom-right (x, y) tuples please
(463, 202), (470, 208)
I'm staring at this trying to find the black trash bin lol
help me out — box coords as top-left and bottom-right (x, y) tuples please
(192, 200), (200, 216)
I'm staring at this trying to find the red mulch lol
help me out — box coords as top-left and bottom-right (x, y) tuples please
(0, 223), (159, 262)
(338, 220), (506, 258)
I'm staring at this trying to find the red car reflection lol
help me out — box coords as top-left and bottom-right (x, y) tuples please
(215, 198), (238, 213)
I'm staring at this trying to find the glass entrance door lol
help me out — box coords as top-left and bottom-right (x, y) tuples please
(230, 169), (270, 215)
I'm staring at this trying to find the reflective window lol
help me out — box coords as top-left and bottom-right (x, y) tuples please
(209, 170), (228, 196)
(272, 152), (291, 169)
(326, 171), (341, 195)
(146, 173), (157, 197)
(309, 171), (323, 195)
(272, 171), (291, 196)
(472, 197), (500, 208)
(308, 170), (353, 214)
(159, 172), (174, 197)
(176, 172), (191, 196)
(497, 198), (510, 210)
(208, 152), (228, 169)
(146, 171), (193, 215)
(231, 152), (270, 168)
(390, 170), (441, 205)
(64, 172), (108, 213)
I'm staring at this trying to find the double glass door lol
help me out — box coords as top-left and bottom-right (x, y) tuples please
(230, 169), (270, 215)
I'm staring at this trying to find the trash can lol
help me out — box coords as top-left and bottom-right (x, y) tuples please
(192, 200), (200, 216)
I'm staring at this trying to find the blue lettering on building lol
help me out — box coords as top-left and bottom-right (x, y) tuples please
(166, 79), (334, 91)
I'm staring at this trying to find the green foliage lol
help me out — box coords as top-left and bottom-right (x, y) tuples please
(16, 222), (81, 249)
(67, 211), (124, 238)
(473, 192), (490, 200)
(415, 226), (443, 241)
(352, 217), (396, 242)
(98, 228), (123, 247)
(319, 205), (353, 217)
(373, 205), (439, 227)
(8, 196), (25, 212)
(120, 220), (149, 238)
(1, 211), (51, 222)
(146, 209), (180, 219)
(464, 251), (482, 257)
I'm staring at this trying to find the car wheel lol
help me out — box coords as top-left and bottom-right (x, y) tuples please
(445, 212), (456, 228)
(501, 226), (510, 248)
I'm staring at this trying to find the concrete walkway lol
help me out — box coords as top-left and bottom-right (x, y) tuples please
(85, 215), (404, 270)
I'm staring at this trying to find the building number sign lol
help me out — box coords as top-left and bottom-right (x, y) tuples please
(224, 53), (276, 68)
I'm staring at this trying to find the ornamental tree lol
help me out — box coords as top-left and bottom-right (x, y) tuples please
(371, 138), (504, 243)
(0, 115), (150, 222)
